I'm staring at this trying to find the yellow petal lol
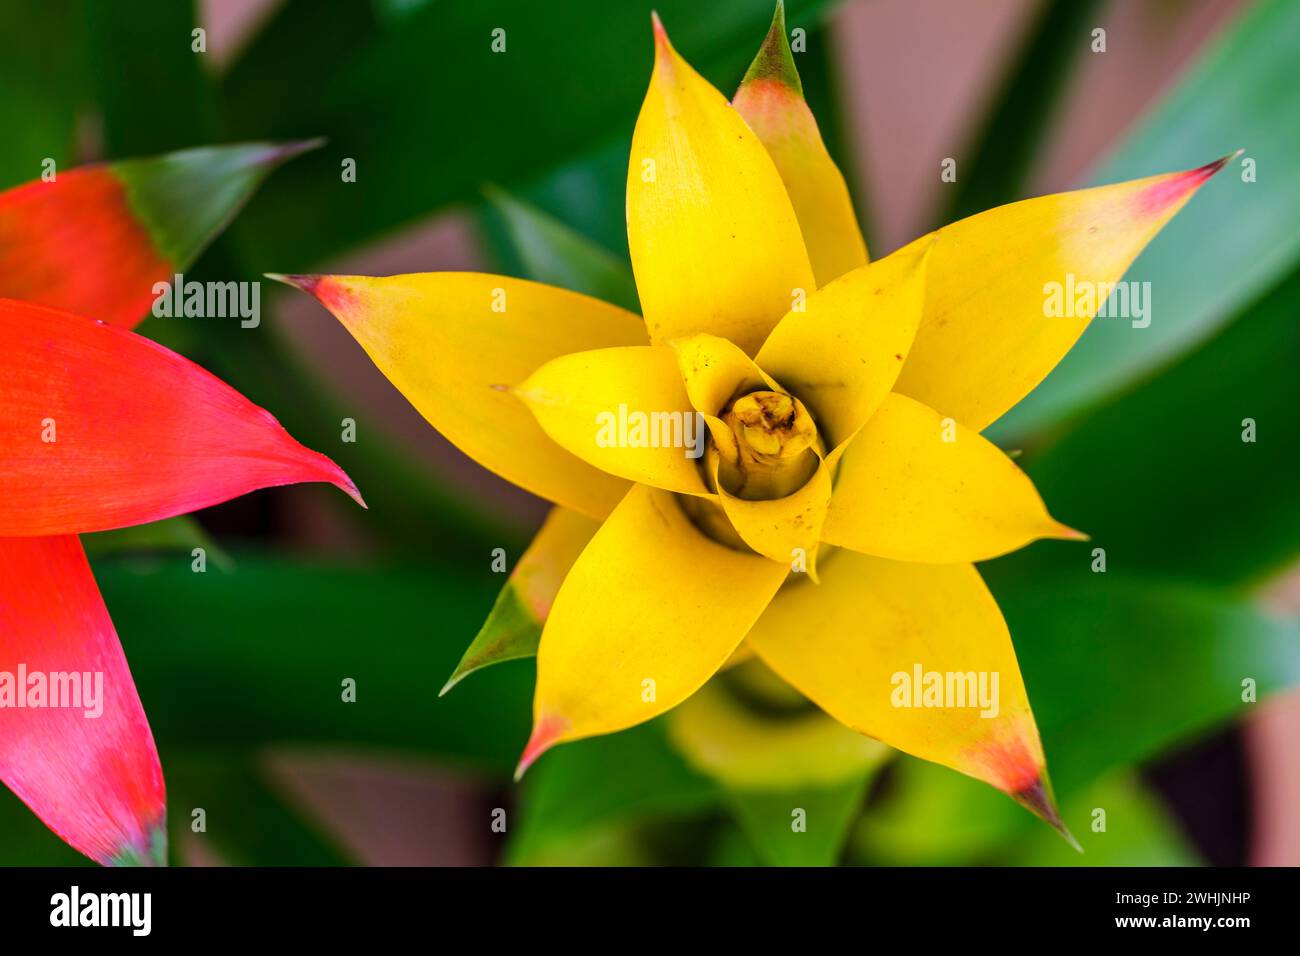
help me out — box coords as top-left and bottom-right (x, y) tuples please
(822, 393), (1082, 563)
(670, 333), (775, 416)
(747, 550), (1054, 808)
(515, 346), (710, 496)
(667, 663), (890, 791)
(279, 272), (643, 519)
(519, 484), (789, 774)
(715, 456), (832, 576)
(627, 15), (815, 356)
(894, 156), (1234, 431)
(733, 1), (868, 286)
(755, 239), (931, 450)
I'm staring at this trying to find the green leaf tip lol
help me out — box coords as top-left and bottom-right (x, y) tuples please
(439, 582), (541, 697)
(113, 140), (325, 268)
(741, 0), (803, 96)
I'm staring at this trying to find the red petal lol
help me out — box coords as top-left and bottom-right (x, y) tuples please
(0, 167), (167, 329)
(0, 535), (166, 865)
(0, 298), (361, 536)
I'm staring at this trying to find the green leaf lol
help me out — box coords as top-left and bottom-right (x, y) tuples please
(220, 0), (839, 267)
(507, 721), (719, 864)
(993, 0), (1300, 439)
(91, 553), (532, 772)
(1023, 265), (1300, 587)
(727, 775), (870, 866)
(482, 185), (639, 311)
(440, 582), (540, 697)
(441, 506), (596, 695)
(115, 141), (323, 273)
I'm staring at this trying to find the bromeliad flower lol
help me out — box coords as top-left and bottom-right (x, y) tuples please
(278, 7), (1229, 832)
(0, 144), (361, 864)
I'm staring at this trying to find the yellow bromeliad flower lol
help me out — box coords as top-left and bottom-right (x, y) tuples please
(276, 6), (1229, 834)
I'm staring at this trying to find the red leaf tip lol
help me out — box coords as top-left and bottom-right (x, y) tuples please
(330, 465), (367, 510)
(514, 713), (569, 781)
(305, 450), (366, 509)
(1138, 150), (1241, 214)
(650, 10), (666, 40)
(650, 11), (674, 60)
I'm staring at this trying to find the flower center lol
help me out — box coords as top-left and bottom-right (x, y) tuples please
(714, 389), (822, 500)
(677, 388), (825, 552)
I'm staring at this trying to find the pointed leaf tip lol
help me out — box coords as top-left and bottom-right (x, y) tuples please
(1053, 522), (1090, 542)
(330, 466), (367, 510)
(0, 299), (365, 534)
(650, 11), (676, 64)
(514, 714), (568, 781)
(1013, 777), (1081, 851)
(742, 0), (802, 94)
(264, 272), (322, 295)
(261, 137), (327, 165)
(1138, 150), (1239, 214)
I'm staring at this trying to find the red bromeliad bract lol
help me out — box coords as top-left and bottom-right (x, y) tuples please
(0, 143), (358, 865)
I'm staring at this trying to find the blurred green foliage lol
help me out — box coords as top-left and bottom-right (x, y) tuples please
(1, 0), (1296, 866)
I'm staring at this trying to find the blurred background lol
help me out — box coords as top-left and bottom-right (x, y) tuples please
(2, 0), (1297, 865)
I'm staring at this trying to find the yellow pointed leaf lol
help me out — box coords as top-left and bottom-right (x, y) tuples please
(519, 484), (789, 774)
(627, 14), (815, 356)
(733, 1), (868, 286)
(746, 550), (1052, 806)
(276, 272), (644, 519)
(515, 346), (710, 496)
(822, 393), (1082, 563)
(755, 240), (931, 450)
(893, 156), (1234, 431)
(668, 663), (890, 791)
